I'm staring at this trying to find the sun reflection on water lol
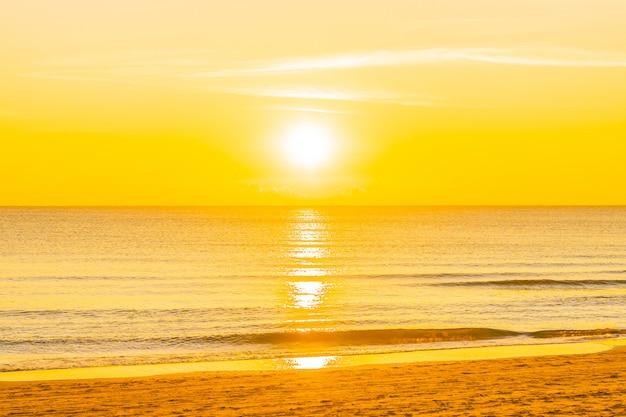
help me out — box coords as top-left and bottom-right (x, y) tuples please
(289, 245), (330, 260)
(283, 208), (335, 280)
(286, 281), (332, 309)
(285, 356), (337, 369)
(281, 208), (339, 335)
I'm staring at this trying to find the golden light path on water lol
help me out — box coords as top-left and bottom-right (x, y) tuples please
(281, 209), (340, 367)
(287, 281), (329, 309)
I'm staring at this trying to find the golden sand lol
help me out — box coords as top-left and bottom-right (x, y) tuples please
(2, 344), (625, 416)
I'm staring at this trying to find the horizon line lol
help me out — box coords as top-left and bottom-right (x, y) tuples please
(2, 204), (625, 209)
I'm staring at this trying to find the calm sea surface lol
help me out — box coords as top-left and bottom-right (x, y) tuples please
(1, 206), (625, 371)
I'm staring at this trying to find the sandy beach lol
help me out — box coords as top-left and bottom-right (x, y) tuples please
(2, 345), (625, 417)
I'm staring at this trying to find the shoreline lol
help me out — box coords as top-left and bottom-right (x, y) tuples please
(2, 338), (624, 382)
(2, 344), (625, 417)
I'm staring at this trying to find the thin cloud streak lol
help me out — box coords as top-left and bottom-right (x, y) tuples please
(23, 46), (626, 109)
(263, 106), (356, 114)
(186, 47), (626, 77)
(214, 86), (444, 107)
(26, 47), (626, 84)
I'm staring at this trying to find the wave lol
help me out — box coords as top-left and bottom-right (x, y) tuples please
(3, 327), (624, 372)
(4, 328), (625, 349)
(0, 328), (516, 347)
(242, 328), (519, 345)
(221, 327), (626, 346)
(7, 267), (625, 282)
(529, 329), (626, 338)
(371, 269), (626, 281)
(433, 279), (626, 288)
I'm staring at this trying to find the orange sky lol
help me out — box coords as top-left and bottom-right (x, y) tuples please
(2, 0), (626, 205)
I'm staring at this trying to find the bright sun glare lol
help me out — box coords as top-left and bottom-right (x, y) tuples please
(282, 123), (335, 169)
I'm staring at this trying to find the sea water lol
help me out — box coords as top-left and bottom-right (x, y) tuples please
(1, 206), (625, 372)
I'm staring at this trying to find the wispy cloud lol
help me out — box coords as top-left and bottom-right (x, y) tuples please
(23, 46), (626, 109)
(213, 86), (443, 107)
(263, 106), (355, 114)
(455, 48), (626, 67)
(27, 47), (626, 84)
(185, 47), (626, 78)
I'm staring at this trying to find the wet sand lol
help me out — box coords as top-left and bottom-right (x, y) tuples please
(2, 345), (625, 416)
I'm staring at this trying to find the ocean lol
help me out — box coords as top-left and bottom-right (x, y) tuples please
(1, 206), (625, 372)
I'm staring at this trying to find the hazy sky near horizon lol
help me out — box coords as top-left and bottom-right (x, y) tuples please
(2, 0), (626, 205)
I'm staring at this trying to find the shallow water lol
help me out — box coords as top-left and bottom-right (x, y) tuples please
(1, 206), (625, 371)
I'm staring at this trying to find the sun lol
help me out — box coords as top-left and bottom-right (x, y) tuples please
(281, 122), (335, 170)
